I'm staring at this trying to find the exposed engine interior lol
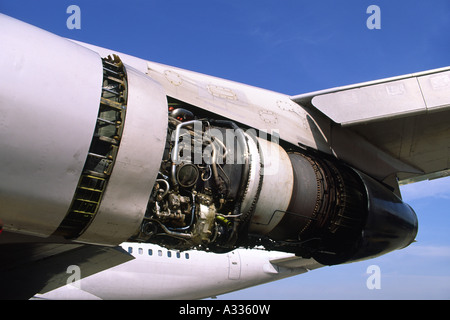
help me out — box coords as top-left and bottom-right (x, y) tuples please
(131, 97), (418, 265)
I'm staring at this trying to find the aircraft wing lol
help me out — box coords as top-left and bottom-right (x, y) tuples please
(0, 233), (134, 299)
(291, 67), (450, 185)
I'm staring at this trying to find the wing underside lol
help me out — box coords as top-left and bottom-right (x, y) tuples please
(0, 232), (133, 299)
(292, 67), (450, 184)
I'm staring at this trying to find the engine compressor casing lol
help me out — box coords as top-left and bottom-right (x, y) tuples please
(264, 152), (418, 265)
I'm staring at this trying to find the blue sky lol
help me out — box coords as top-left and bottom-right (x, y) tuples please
(2, 1), (449, 299)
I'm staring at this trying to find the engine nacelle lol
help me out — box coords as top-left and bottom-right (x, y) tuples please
(0, 15), (167, 245)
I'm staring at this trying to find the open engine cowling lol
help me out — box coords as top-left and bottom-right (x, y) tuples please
(134, 100), (418, 265)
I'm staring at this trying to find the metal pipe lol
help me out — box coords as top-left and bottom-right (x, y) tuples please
(149, 219), (193, 240)
(171, 120), (203, 186)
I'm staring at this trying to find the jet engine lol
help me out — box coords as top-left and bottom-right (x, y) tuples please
(131, 101), (418, 264)
(0, 14), (417, 266)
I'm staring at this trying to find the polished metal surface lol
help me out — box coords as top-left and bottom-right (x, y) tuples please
(0, 14), (103, 237)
